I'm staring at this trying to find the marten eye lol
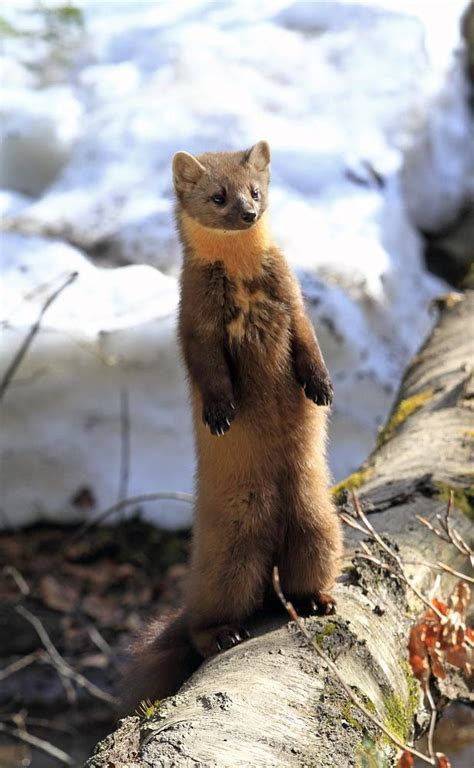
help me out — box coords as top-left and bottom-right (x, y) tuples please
(211, 192), (226, 205)
(251, 188), (260, 201)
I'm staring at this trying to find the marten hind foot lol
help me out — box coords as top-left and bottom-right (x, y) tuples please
(292, 591), (337, 617)
(191, 624), (251, 657)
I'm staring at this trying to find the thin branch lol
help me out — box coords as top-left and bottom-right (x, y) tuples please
(86, 623), (120, 670)
(351, 503), (473, 654)
(0, 650), (45, 681)
(350, 494), (473, 656)
(416, 560), (473, 584)
(416, 515), (450, 544)
(272, 566), (434, 766)
(350, 492), (445, 621)
(357, 553), (474, 585)
(339, 511), (367, 534)
(425, 686), (437, 762)
(0, 721), (74, 766)
(417, 491), (473, 566)
(0, 271), (78, 402)
(0, 713), (74, 734)
(66, 491), (193, 547)
(433, 560), (474, 584)
(15, 605), (70, 672)
(359, 540), (373, 557)
(15, 605), (117, 706)
(355, 552), (400, 575)
(2, 366), (49, 389)
(3, 564), (30, 596)
(443, 491), (454, 538)
(117, 386), (131, 510)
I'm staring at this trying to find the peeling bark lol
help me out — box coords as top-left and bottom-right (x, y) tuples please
(87, 292), (473, 768)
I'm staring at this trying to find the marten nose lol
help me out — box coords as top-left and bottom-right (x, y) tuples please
(241, 210), (256, 223)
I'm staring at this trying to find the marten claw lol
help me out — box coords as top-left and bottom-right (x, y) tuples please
(203, 398), (236, 436)
(294, 592), (337, 616)
(314, 593), (337, 615)
(303, 377), (334, 407)
(215, 627), (250, 652)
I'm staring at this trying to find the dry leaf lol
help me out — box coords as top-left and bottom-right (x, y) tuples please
(79, 652), (109, 669)
(397, 750), (414, 767)
(436, 753), (451, 768)
(408, 580), (472, 684)
(39, 574), (80, 613)
(81, 593), (123, 625)
(70, 486), (96, 509)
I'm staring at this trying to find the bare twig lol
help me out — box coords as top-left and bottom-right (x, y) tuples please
(86, 623), (120, 669)
(0, 721), (74, 765)
(272, 566), (434, 765)
(349, 494), (473, 652)
(356, 553), (474, 586)
(415, 515), (450, 542)
(0, 713), (74, 734)
(4, 366), (49, 389)
(66, 490), (193, 547)
(359, 540), (373, 557)
(339, 511), (367, 534)
(401, 559), (474, 584)
(0, 271), (78, 402)
(117, 386), (131, 511)
(435, 561), (474, 583)
(349, 493), (474, 666)
(0, 650), (45, 681)
(355, 552), (401, 577)
(3, 270), (73, 321)
(350, 492), (445, 621)
(15, 605), (117, 706)
(425, 686), (437, 762)
(417, 491), (473, 567)
(3, 564), (30, 596)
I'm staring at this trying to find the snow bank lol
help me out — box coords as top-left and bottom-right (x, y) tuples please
(0, 86), (82, 196)
(0, 0), (470, 528)
(0, 234), (193, 528)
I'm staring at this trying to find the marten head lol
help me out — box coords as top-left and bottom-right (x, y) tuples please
(172, 141), (270, 231)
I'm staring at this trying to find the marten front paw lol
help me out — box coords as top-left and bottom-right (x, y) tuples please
(294, 353), (333, 406)
(202, 397), (236, 436)
(302, 372), (334, 407)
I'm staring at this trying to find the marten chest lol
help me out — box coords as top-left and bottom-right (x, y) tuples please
(223, 273), (289, 350)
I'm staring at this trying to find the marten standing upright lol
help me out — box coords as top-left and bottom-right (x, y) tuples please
(125, 141), (343, 708)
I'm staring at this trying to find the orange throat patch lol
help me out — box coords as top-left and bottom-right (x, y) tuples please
(180, 211), (271, 278)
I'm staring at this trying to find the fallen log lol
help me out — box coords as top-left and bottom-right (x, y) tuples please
(87, 292), (473, 768)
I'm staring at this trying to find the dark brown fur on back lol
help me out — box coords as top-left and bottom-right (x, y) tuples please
(126, 141), (343, 707)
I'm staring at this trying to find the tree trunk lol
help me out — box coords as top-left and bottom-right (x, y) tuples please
(87, 292), (473, 768)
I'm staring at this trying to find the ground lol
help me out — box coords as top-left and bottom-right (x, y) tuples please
(0, 516), (189, 766)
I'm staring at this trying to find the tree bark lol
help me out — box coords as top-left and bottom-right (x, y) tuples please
(87, 292), (473, 768)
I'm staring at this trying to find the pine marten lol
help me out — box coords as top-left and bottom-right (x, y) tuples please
(125, 141), (343, 708)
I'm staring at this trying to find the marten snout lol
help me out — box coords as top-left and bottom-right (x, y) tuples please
(241, 209), (257, 223)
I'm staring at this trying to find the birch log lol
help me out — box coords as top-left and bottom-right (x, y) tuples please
(87, 292), (473, 768)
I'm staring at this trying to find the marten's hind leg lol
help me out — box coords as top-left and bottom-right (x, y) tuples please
(188, 477), (278, 657)
(277, 462), (343, 615)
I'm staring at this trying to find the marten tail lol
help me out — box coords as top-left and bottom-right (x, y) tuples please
(121, 609), (202, 713)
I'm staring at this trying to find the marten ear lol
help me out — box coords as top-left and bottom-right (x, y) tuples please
(246, 140), (271, 172)
(172, 151), (207, 192)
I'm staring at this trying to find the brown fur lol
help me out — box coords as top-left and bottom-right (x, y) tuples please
(126, 141), (343, 707)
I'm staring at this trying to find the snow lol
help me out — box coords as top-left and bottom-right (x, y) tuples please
(0, 86), (83, 196)
(0, 234), (192, 529)
(0, 0), (470, 529)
